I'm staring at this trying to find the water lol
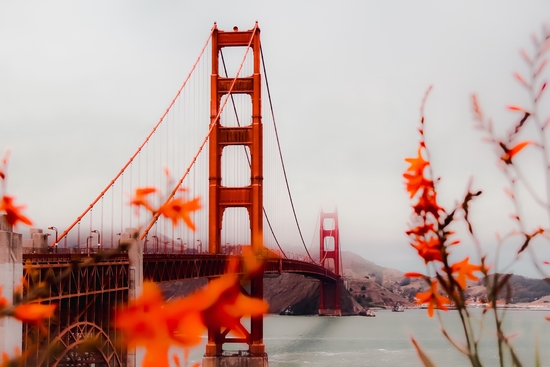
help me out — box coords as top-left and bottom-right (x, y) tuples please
(185, 309), (550, 366)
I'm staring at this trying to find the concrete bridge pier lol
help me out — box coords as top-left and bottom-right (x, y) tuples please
(319, 279), (342, 316)
(0, 214), (22, 357)
(202, 354), (269, 367)
(121, 228), (144, 367)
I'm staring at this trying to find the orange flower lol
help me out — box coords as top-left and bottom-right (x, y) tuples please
(403, 173), (433, 199)
(411, 237), (442, 264)
(448, 257), (483, 289)
(241, 245), (274, 277)
(415, 280), (450, 317)
(0, 348), (24, 367)
(406, 223), (435, 237)
(199, 269), (268, 335)
(404, 148), (429, 178)
(116, 256), (268, 365)
(13, 303), (56, 331)
(413, 188), (443, 219)
(158, 197), (201, 230)
(0, 195), (32, 227)
(115, 282), (194, 367)
(0, 287), (8, 309)
(500, 141), (531, 164)
(130, 187), (158, 212)
(403, 147), (433, 198)
(405, 272), (427, 279)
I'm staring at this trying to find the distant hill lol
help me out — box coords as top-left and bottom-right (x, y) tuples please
(158, 251), (550, 315)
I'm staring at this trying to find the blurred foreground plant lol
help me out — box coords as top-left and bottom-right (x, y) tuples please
(404, 27), (550, 366)
(114, 177), (270, 367)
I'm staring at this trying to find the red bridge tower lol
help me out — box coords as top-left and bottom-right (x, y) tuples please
(319, 209), (342, 316)
(205, 23), (267, 366)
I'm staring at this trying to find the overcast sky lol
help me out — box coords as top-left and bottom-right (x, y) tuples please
(1, 1), (550, 277)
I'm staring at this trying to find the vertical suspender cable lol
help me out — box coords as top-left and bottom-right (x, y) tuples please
(260, 45), (315, 263)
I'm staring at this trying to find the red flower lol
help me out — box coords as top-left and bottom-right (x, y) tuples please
(448, 257), (483, 289)
(404, 148), (429, 178)
(116, 254), (268, 366)
(13, 303), (56, 333)
(411, 237), (443, 264)
(403, 148), (433, 198)
(414, 188), (443, 219)
(130, 187), (158, 212)
(415, 280), (450, 317)
(403, 173), (433, 199)
(158, 197), (201, 230)
(406, 223), (435, 237)
(0, 195), (32, 227)
(500, 141), (531, 164)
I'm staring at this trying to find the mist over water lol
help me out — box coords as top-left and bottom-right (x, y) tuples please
(186, 309), (550, 366)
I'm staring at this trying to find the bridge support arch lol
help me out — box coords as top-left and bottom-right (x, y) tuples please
(319, 209), (342, 316)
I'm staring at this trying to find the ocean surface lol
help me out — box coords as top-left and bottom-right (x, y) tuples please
(183, 308), (550, 366)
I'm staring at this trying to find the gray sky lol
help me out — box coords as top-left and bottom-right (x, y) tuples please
(1, 1), (550, 277)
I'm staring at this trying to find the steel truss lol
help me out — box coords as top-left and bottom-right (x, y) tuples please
(22, 254), (129, 366)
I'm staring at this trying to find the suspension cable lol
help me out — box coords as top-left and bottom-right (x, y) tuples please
(141, 24), (259, 240)
(260, 45), (316, 263)
(56, 29), (214, 244)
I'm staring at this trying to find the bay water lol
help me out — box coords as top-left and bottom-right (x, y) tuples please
(186, 309), (550, 366)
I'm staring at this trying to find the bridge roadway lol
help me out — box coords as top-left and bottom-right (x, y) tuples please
(22, 252), (339, 283)
(19, 252), (339, 366)
(142, 253), (339, 282)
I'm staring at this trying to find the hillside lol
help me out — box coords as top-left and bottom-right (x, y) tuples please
(157, 252), (550, 315)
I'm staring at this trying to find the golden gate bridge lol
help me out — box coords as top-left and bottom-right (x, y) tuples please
(1, 22), (343, 367)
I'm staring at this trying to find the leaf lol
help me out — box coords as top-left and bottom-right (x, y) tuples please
(514, 72), (529, 87)
(472, 94), (483, 121)
(520, 49), (531, 64)
(507, 105), (524, 112)
(411, 337), (437, 367)
(536, 82), (547, 101)
(508, 141), (531, 158)
(501, 141), (532, 164)
(535, 59), (547, 77)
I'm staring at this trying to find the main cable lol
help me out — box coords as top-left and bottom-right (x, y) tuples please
(260, 45), (316, 264)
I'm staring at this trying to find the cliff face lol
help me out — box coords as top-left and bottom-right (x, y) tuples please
(264, 273), (363, 315)
(157, 252), (550, 313)
(158, 273), (363, 315)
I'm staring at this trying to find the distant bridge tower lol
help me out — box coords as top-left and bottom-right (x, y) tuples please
(319, 209), (342, 316)
(205, 23), (267, 366)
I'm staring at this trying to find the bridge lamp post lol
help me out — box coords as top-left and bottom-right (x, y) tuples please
(91, 230), (101, 252)
(47, 226), (58, 249)
(177, 238), (183, 254)
(86, 235), (93, 256)
(196, 240), (202, 254)
(152, 236), (158, 253)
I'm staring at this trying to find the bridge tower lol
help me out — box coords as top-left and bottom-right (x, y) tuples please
(319, 209), (342, 316)
(205, 23), (267, 366)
